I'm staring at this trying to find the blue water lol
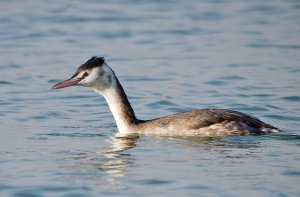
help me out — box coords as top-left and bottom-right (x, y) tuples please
(1, 0), (300, 196)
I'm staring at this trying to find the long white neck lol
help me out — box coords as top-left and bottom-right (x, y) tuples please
(93, 76), (139, 134)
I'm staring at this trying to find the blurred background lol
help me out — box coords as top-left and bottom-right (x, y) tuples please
(0, 0), (300, 196)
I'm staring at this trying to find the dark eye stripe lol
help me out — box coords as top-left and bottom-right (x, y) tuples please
(82, 72), (89, 78)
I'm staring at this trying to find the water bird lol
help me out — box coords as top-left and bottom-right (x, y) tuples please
(51, 57), (281, 136)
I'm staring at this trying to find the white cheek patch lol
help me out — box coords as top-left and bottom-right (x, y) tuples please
(78, 68), (99, 86)
(78, 65), (117, 90)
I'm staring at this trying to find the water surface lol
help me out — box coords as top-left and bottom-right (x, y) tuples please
(1, 0), (300, 196)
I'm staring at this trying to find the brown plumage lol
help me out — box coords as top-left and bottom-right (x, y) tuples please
(134, 109), (279, 136)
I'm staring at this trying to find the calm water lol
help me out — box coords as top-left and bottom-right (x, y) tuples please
(1, 0), (300, 196)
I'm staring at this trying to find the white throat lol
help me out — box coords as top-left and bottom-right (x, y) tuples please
(87, 63), (137, 134)
(94, 85), (133, 134)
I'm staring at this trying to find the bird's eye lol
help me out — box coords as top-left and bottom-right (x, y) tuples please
(82, 72), (89, 78)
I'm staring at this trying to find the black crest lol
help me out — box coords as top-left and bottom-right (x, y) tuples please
(79, 56), (105, 71)
(72, 56), (105, 78)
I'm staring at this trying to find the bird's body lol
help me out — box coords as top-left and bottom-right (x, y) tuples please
(134, 109), (279, 136)
(51, 57), (281, 136)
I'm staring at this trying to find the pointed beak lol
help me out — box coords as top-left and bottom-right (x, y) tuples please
(51, 77), (82, 90)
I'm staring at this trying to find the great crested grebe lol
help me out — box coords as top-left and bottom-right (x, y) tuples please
(51, 56), (281, 136)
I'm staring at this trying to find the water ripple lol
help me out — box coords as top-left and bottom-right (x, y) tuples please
(248, 43), (300, 50)
(44, 132), (105, 138)
(281, 96), (300, 102)
(0, 80), (13, 85)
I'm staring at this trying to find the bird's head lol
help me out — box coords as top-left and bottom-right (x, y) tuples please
(51, 56), (115, 91)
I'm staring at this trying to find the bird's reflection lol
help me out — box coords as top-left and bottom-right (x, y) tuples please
(106, 133), (140, 152)
(58, 133), (140, 189)
(64, 133), (288, 189)
(87, 133), (139, 177)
